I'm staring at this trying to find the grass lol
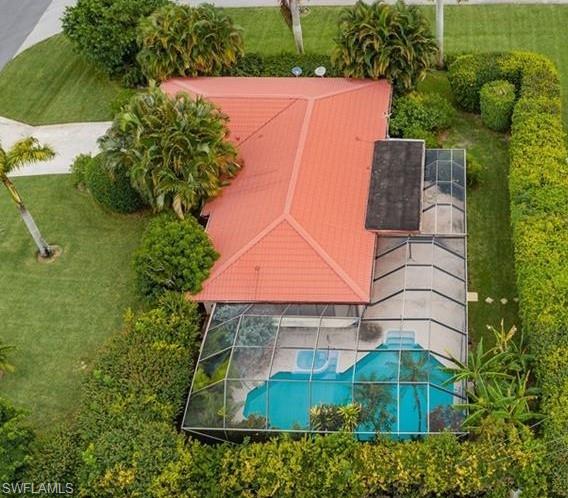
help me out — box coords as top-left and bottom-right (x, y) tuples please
(0, 175), (146, 428)
(1, 6), (568, 125)
(420, 73), (519, 345)
(0, 35), (122, 125)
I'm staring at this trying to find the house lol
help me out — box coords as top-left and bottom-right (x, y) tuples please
(162, 77), (468, 441)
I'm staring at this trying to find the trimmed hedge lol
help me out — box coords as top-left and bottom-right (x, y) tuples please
(84, 153), (146, 214)
(449, 51), (568, 496)
(480, 80), (516, 131)
(228, 53), (339, 77)
(150, 430), (547, 498)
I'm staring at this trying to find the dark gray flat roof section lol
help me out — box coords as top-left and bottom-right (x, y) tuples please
(365, 139), (424, 232)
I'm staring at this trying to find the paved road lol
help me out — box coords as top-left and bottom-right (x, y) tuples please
(0, 0), (52, 70)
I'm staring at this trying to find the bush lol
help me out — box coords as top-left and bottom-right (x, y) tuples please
(0, 397), (34, 482)
(480, 80), (516, 131)
(229, 52), (339, 77)
(109, 88), (138, 116)
(332, 0), (437, 92)
(448, 53), (505, 112)
(466, 156), (484, 188)
(133, 215), (218, 299)
(150, 431), (547, 498)
(84, 154), (146, 213)
(74, 293), (201, 495)
(62, 0), (168, 82)
(390, 92), (455, 144)
(70, 154), (92, 189)
(99, 86), (240, 218)
(449, 51), (568, 495)
(138, 4), (244, 81)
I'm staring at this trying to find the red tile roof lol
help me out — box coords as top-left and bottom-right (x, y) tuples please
(162, 77), (391, 303)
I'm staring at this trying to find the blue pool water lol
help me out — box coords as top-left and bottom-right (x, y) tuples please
(243, 343), (456, 437)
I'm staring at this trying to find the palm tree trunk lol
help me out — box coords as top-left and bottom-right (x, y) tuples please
(436, 0), (444, 67)
(1, 174), (52, 258)
(290, 0), (304, 55)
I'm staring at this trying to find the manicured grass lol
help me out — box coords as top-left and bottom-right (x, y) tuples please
(0, 35), (122, 125)
(0, 175), (147, 428)
(420, 73), (519, 345)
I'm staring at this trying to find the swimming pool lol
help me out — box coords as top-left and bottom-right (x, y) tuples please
(243, 342), (456, 437)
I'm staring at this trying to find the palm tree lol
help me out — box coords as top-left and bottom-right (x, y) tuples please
(280, 0), (304, 54)
(399, 352), (430, 432)
(0, 138), (55, 258)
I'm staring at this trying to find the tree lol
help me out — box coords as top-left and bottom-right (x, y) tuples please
(99, 86), (241, 219)
(138, 4), (244, 82)
(280, 0), (304, 54)
(433, 0), (467, 68)
(332, 0), (438, 92)
(62, 0), (168, 84)
(0, 138), (55, 258)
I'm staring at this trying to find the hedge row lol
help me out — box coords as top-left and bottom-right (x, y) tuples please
(227, 53), (339, 77)
(449, 52), (568, 496)
(25, 292), (202, 496)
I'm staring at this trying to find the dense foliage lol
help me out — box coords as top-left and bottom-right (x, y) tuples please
(133, 215), (218, 299)
(447, 322), (542, 430)
(99, 86), (241, 218)
(0, 397), (34, 482)
(449, 51), (568, 496)
(62, 0), (168, 85)
(332, 0), (437, 92)
(83, 153), (146, 213)
(138, 4), (244, 81)
(390, 92), (455, 146)
(31, 293), (200, 496)
(480, 80), (516, 131)
(228, 52), (339, 77)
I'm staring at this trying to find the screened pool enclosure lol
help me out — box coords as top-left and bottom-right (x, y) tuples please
(183, 149), (468, 441)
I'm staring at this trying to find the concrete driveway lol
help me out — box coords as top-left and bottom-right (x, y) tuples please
(0, 0), (52, 70)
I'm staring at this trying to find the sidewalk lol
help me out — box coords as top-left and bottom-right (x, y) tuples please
(0, 117), (110, 177)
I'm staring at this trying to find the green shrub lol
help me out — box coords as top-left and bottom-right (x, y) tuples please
(466, 156), (484, 188)
(150, 431), (547, 498)
(449, 51), (568, 495)
(84, 154), (146, 213)
(448, 53), (505, 112)
(480, 80), (516, 131)
(62, 0), (168, 82)
(70, 153), (92, 189)
(133, 215), (218, 299)
(109, 88), (138, 116)
(138, 4), (244, 81)
(332, 0), (437, 92)
(99, 86), (240, 218)
(390, 92), (455, 142)
(24, 424), (80, 489)
(227, 53), (339, 77)
(0, 397), (34, 482)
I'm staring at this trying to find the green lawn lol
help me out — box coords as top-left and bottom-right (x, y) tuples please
(420, 73), (519, 344)
(0, 35), (122, 125)
(0, 175), (146, 428)
(1, 5), (567, 125)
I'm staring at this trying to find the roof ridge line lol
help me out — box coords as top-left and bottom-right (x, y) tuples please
(203, 215), (287, 285)
(286, 215), (368, 301)
(314, 80), (380, 102)
(238, 98), (299, 147)
(283, 98), (315, 213)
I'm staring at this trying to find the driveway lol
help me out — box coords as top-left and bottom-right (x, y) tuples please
(0, 0), (52, 70)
